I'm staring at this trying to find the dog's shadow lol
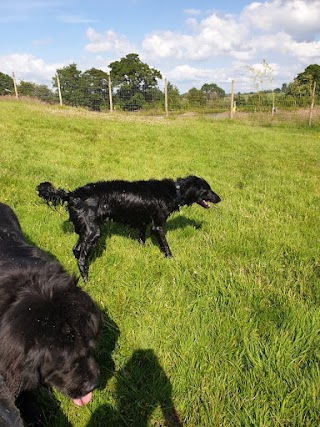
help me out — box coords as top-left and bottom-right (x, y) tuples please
(18, 232), (61, 264)
(62, 215), (203, 264)
(95, 311), (120, 390)
(87, 348), (183, 427)
(17, 310), (120, 427)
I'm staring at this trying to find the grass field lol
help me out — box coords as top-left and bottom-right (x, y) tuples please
(1, 98), (320, 427)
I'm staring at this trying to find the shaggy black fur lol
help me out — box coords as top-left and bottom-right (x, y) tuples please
(37, 175), (221, 281)
(0, 202), (103, 421)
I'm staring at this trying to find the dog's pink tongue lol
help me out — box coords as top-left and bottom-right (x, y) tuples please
(72, 391), (93, 407)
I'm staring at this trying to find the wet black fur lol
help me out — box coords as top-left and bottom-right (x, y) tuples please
(37, 175), (221, 281)
(0, 203), (103, 414)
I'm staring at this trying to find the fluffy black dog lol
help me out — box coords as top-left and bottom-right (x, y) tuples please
(37, 176), (221, 281)
(0, 202), (103, 422)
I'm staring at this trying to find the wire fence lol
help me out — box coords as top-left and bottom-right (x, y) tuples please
(1, 71), (319, 125)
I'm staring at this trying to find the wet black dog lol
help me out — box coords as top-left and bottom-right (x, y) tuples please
(37, 175), (221, 281)
(0, 202), (103, 423)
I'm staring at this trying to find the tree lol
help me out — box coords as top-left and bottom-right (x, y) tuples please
(0, 72), (14, 95)
(286, 64), (320, 104)
(287, 78), (310, 99)
(14, 80), (56, 103)
(33, 84), (57, 104)
(18, 81), (36, 97)
(167, 81), (182, 110)
(296, 64), (320, 95)
(109, 53), (162, 110)
(201, 83), (225, 99)
(186, 88), (206, 107)
(81, 68), (109, 111)
(297, 64), (320, 84)
(53, 63), (83, 106)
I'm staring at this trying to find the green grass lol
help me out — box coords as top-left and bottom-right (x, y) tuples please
(1, 98), (320, 426)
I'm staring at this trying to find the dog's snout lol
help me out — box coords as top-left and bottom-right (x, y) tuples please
(82, 376), (99, 394)
(214, 193), (221, 203)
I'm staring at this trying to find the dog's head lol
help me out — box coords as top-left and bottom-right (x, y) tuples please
(0, 270), (103, 406)
(178, 176), (221, 208)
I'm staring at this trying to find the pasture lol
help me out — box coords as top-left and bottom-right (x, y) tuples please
(1, 98), (320, 426)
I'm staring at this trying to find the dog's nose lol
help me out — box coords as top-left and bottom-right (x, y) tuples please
(213, 194), (221, 203)
(82, 376), (99, 394)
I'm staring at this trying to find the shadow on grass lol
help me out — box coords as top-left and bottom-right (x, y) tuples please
(16, 328), (182, 427)
(16, 389), (72, 427)
(15, 232), (62, 266)
(61, 215), (203, 265)
(95, 311), (120, 391)
(87, 349), (183, 427)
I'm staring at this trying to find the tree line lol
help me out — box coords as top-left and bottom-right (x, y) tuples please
(0, 54), (319, 112)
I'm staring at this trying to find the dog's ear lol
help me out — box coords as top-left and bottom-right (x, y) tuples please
(0, 323), (25, 396)
(0, 308), (44, 395)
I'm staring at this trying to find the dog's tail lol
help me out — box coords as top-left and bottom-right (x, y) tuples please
(36, 181), (70, 207)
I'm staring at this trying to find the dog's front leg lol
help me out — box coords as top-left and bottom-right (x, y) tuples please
(77, 225), (101, 281)
(78, 247), (89, 282)
(73, 239), (81, 259)
(151, 225), (173, 258)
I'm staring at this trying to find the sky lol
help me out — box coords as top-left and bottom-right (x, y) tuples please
(0, 0), (320, 93)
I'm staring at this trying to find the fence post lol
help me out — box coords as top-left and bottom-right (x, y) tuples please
(309, 81), (316, 126)
(55, 72), (63, 106)
(230, 80), (235, 119)
(108, 75), (113, 113)
(12, 72), (18, 99)
(164, 78), (168, 116)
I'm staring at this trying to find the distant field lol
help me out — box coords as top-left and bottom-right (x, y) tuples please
(1, 98), (320, 426)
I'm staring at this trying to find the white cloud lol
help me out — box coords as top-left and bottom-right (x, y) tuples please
(250, 31), (320, 62)
(166, 64), (235, 91)
(143, 13), (249, 61)
(242, 0), (320, 40)
(142, 32), (192, 59)
(163, 60), (302, 93)
(142, 2), (320, 65)
(84, 28), (135, 55)
(0, 54), (63, 85)
(286, 38), (320, 61)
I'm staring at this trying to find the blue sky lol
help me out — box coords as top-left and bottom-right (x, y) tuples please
(1, 0), (320, 93)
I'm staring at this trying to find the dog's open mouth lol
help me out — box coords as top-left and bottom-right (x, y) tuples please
(197, 199), (211, 209)
(72, 391), (93, 407)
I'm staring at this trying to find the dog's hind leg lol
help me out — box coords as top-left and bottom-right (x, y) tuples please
(151, 224), (173, 258)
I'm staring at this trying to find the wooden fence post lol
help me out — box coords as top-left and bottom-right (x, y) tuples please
(12, 72), (18, 99)
(164, 78), (168, 116)
(309, 81), (316, 126)
(108, 75), (113, 113)
(230, 80), (235, 119)
(55, 72), (63, 106)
